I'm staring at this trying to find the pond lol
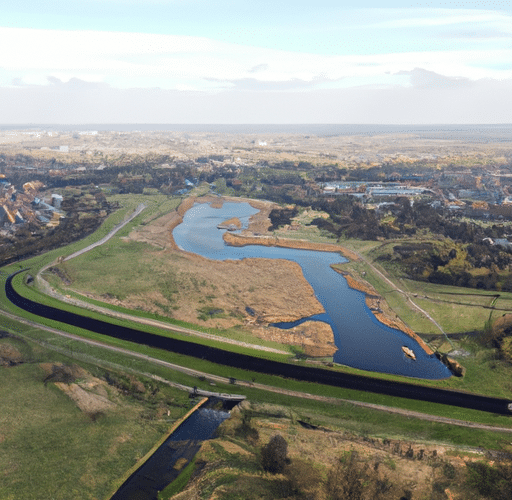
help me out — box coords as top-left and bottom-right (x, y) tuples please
(173, 201), (451, 379)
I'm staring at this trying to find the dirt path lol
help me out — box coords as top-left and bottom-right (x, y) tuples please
(34, 286), (290, 355)
(64, 203), (147, 261)
(351, 251), (455, 348)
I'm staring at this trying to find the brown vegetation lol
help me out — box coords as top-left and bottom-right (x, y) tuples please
(0, 343), (23, 367)
(223, 231), (361, 261)
(177, 401), (504, 500)
(332, 268), (435, 355)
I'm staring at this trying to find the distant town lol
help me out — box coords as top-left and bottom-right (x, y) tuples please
(2, 127), (512, 287)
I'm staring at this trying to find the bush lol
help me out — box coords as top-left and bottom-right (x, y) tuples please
(326, 451), (364, 500)
(465, 461), (512, 499)
(261, 434), (288, 474)
(284, 459), (323, 499)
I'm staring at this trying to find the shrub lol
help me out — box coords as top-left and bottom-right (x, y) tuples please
(261, 434), (288, 474)
(284, 458), (323, 499)
(465, 461), (512, 499)
(326, 451), (363, 500)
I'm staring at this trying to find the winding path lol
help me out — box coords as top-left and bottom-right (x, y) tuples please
(63, 203), (147, 261)
(347, 247), (455, 347)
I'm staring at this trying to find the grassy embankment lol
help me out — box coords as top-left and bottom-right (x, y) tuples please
(0, 334), (193, 500)
(270, 207), (512, 398)
(7, 252), (512, 440)
(2, 194), (512, 461)
(2, 278), (512, 499)
(3, 193), (511, 401)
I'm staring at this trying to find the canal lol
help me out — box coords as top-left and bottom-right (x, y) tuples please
(110, 398), (233, 500)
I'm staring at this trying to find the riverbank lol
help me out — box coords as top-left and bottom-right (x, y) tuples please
(167, 196), (433, 357)
(223, 231), (361, 261)
(222, 230), (433, 356)
(110, 196), (334, 357)
(331, 268), (434, 355)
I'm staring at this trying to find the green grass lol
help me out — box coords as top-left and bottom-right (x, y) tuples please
(6, 253), (512, 432)
(337, 237), (512, 336)
(3, 308), (512, 459)
(158, 458), (197, 499)
(6, 271), (292, 363)
(2, 194), (512, 439)
(0, 351), (192, 500)
(5, 291), (512, 435)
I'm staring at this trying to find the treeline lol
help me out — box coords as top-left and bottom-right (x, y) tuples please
(265, 193), (512, 292)
(0, 213), (108, 267)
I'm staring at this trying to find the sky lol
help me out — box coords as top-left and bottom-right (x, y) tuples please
(1, 1), (512, 124)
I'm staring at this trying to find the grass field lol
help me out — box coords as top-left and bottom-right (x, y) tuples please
(6, 273), (512, 432)
(0, 336), (192, 500)
(2, 193), (512, 458)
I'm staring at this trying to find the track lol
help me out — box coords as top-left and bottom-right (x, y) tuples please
(6, 270), (512, 416)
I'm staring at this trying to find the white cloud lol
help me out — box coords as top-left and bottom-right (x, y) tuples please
(370, 9), (511, 29)
(2, 26), (512, 93)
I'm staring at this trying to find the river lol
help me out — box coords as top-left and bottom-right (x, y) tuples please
(172, 201), (451, 379)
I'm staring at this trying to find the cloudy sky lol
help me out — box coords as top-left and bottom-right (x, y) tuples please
(1, 1), (512, 124)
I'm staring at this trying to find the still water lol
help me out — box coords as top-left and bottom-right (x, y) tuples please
(173, 202), (451, 379)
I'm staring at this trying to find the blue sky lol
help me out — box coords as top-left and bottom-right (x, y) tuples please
(1, 1), (512, 123)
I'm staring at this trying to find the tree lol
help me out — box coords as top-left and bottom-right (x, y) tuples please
(261, 434), (288, 474)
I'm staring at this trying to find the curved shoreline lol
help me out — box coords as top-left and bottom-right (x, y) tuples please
(331, 268), (434, 355)
(170, 196), (433, 356)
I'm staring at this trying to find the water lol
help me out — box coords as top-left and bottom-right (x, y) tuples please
(111, 405), (230, 500)
(168, 407), (231, 442)
(173, 202), (451, 379)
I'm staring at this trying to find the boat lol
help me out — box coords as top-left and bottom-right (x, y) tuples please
(401, 346), (416, 360)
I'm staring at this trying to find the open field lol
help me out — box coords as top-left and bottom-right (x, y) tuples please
(0, 335), (192, 500)
(2, 327), (511, 500)
(3, 312), (512, 449)
(7, 267), (512, 432)
(37, 195), (337, 357)
(334, 240), (512, 334)
(2, 193), (512, 422)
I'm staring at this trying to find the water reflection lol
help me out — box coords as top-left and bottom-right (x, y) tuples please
(173, 202), (451, 379)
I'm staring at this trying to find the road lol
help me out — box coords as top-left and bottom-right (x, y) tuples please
(63, 203), (147, 261)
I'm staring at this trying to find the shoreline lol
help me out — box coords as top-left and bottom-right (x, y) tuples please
(170, 195), (433, 356)
(331, 268), (434, 355)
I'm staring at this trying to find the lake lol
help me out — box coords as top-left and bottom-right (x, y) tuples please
(173, 201), (451, 379)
